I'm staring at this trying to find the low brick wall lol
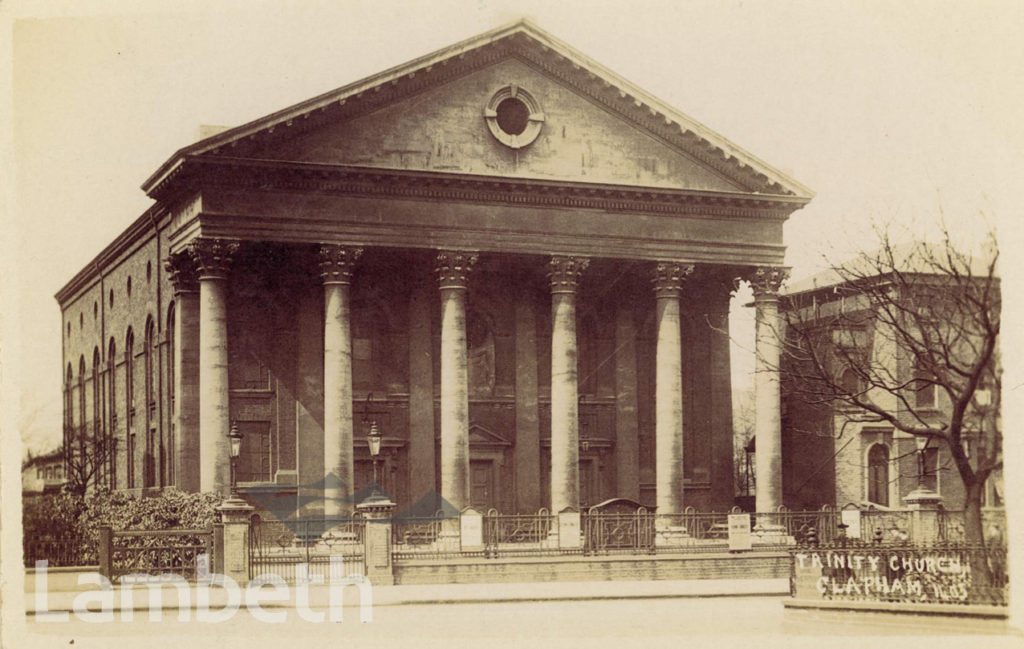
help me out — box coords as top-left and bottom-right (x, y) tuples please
(394, 552), (789, 585)
(24, 566), (101, 593)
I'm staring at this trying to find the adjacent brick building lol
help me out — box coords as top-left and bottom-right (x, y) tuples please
(779, 261), (1002, 514)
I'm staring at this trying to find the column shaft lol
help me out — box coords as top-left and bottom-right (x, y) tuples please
(175, 291), (200, 492)
(514, 288), (540, 513)
(437, 251), (477, 511)
(752, 267), (789, 512)
(653, 262), (691, 516)
(708, 284), (736, 511)
(408, 278), (436, 502)
(166, 252), (200, 493)
(549, 256), (588, 513)
(614, 306), (639, 501)
(198, 277), (230, 494)
(191, 239), (237, 496)
(321, 245), (362, 516)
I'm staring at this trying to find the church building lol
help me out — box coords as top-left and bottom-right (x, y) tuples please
(55, 20), (813, 516)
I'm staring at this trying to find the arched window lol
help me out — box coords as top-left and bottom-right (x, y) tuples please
(840, 368), (861, 395)
(144, 318), (156, 488)
(65, 364), (74, 451)
(867, 444), (889, 507)
(77, 356), (87, 485)
(78, 356), (87, 439)
(107, 337), (117, 489)
(166, 302), (175, 486)
(93, 348), (102, 488)
(125, 328), (135, 489)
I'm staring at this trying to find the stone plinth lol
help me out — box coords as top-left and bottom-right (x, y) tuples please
(904, 488), (943, 543)
(356, 495), (396, 586)
(217, 498), (254, 587)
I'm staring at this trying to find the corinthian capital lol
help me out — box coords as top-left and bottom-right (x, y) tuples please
(319, 245), (363, 285)
(652, 261), (694, 298)
(188, 238), (239, 281)
(750, 266), (790, 299)
(548, 256), (589, 294)
(435, 250), (478, 290)
(164, 251), (198, 294)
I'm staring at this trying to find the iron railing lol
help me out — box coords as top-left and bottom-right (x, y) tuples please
(100, 527), (213, 583)
(248, 515), (365, 583)
(24, 535), (93, 568)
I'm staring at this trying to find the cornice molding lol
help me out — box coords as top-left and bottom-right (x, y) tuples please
(55, 205), (172, 306)
(177, 157), (808, 220)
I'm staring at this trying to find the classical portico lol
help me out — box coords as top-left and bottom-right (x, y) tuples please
(59, 21), (811, 514)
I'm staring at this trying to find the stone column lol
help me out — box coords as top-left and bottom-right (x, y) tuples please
(165, 252), (200, 493)
(514, 285), (541, 513)
(751, 266), (789, 513)
(189, 238), (238, 496)
(614, 304), (640, 502)
(319, 245), (363, 517)
(436, 251), (477, 510)
(707, 271), (738, 511)
(408, 271), (436, 503)
(653, 262), (693, 517)
(549, 256), (588, 513)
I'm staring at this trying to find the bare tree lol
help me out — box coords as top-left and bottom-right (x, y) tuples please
(63, 423), (117, 496)
(779, 227), (1000, 544)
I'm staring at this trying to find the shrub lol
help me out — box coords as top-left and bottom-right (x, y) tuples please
(23, 489), (221, 566)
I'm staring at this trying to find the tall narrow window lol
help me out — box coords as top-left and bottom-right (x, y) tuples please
(867, 444), (889, 506)
(126, 328), (135, 489)
(921, 447), (939, 493)
(167, 302), (175, 487)
(914, 360), (936, 408)
(108, 338), (117, 489)
(65, 364), (73, 464)
(93, 348), (102, 489)
(144, 318), (155, 488)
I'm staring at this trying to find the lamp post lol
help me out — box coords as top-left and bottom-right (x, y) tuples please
(228, 421), (243, 499)
(367, 421), (382, 491)
(915, 435), (929, 491)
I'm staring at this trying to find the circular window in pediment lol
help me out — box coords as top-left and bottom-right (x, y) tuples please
(484, 85), (544, 149)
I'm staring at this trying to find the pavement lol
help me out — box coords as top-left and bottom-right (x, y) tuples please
(26, 575), (790, 615)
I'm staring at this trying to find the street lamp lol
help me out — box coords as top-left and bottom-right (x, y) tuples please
(228, 421), (243, 498)
(367, 421), (382, 487)
(915, 435), (930, 491)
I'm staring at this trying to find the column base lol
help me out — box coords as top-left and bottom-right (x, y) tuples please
(654, 526), (692, 547)
(752, 520), (795, 545)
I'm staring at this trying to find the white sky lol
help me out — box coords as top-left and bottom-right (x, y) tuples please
(4, 0), (1024, 457)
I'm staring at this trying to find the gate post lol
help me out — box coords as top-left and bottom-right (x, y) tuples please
(356, 495), (396, 586)
(212, 522), (225, 575)
(98, 526), (113, 580)
(217, 499), (254, 587)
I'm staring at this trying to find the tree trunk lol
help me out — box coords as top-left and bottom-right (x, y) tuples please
(963, 479), (984, 544)
(962, 478), (994, 595)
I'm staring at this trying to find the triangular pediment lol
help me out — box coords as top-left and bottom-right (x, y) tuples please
(468, 423), (511, 447)
(143, 20), (812, 200)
